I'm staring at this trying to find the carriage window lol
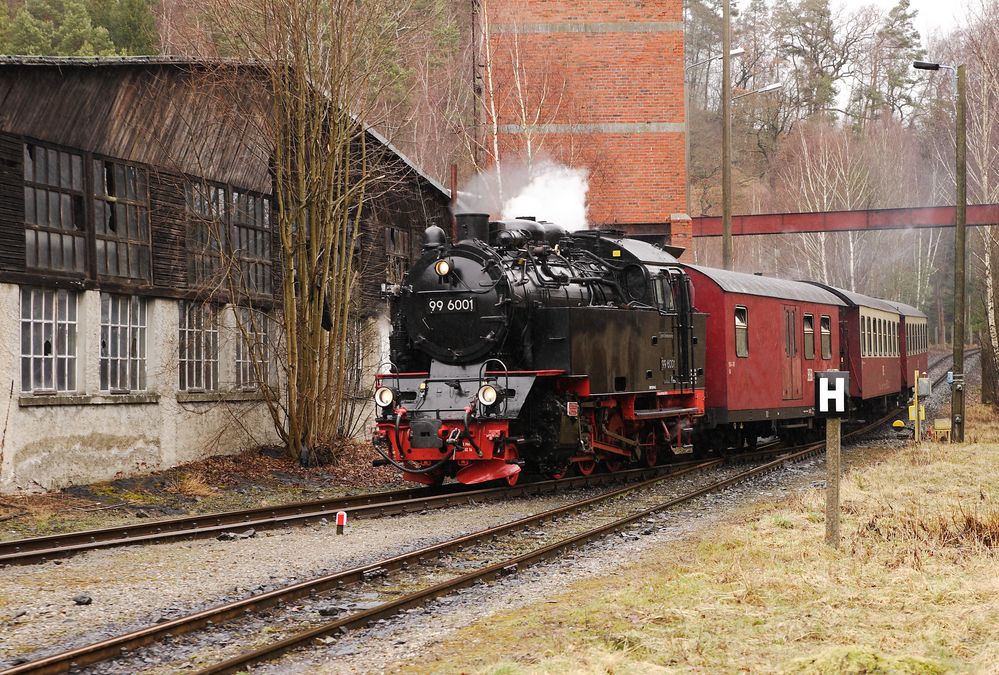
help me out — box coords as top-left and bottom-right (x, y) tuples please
(735, 306), (748, 358)
(863, 316), (869, 357)
(820, 315), (832, 359)
(803, 314), (815, 359)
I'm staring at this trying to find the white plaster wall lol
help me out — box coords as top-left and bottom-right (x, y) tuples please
(0, 287), (281, 493)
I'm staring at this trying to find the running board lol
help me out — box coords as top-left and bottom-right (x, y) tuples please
(631, 407), (701, 420)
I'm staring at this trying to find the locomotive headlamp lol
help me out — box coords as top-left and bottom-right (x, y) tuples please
(477, 384), (500, 407)
(374, 386), (396, 408)
(433, 259), (451, 277)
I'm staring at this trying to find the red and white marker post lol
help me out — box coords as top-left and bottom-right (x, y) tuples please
(335, 511), (347, 535)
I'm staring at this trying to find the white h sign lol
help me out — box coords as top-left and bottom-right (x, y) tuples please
(815, 372), (849, 417)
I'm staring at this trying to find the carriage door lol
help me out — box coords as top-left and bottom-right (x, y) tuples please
(782, 305), (803, 400)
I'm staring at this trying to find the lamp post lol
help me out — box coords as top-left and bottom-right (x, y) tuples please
(913, 59), (966, 442)
(684, 47), (744, 216)
(722, 0), (733, 270)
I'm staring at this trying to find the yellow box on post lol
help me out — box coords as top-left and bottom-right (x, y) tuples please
(908, 404), (926, 422)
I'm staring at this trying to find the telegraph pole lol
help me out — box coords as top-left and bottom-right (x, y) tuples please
(914, 59), (968, 442)
(721, 0), (733, 270)
(953, 63), (967, 442)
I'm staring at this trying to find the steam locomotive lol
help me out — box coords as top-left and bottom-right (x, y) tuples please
(372, 214), (706, 486)
(371, 214), (929, 486)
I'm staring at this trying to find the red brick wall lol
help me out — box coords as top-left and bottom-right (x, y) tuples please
(481, 1), (688, 249)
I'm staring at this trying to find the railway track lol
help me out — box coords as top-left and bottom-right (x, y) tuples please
(4, 348), (974, 568)
(0, 462), (708, 567)
(2, 410), (897, 675)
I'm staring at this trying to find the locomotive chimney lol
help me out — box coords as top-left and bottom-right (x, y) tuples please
(456, 213), (490, 242)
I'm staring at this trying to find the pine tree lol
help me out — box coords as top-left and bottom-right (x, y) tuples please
(87, 0), (158, 55)
(7, 0), (111, 56)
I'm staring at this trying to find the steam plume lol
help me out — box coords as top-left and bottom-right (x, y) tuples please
(457, 158), (589, 231)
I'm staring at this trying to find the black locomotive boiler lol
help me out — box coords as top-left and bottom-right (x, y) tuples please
(372, 214), (706, 486)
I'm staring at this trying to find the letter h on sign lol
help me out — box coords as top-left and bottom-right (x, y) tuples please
(815, 371), (849, 417)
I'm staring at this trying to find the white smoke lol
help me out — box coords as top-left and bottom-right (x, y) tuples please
(456, 158), (590, 231)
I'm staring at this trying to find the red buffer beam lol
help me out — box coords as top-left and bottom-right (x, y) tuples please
(692, 204), (999, 237)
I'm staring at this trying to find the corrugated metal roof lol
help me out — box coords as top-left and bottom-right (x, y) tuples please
(890, 300), (927, 319)
(684, 265), (846, 305)
(802, 282), (903, 314)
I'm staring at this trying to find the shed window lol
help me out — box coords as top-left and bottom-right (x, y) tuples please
(231, 190), (272, 295)
(735, 306), (749, 357)
(93, 159), (152, 281)
(345, 317), (366, 394)
(187, 182), (227, 285)
(235, 307), (269, 391)
(820, 315), (832, 360)
(100, 293), (147, 392)
(23, 144), (86, 274)
(179, 301), (219, 391)
(803, 314), (815, 359)
(20, 287), (78, 393)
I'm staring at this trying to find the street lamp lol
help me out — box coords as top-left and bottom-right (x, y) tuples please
(913, 59), (967, 442)
(684, 47), (744, 216)
(722, 0), (733, 269)
(733, 82), (782, 101)
(686, 47), (745, 72)
(721, 80), (782, 270)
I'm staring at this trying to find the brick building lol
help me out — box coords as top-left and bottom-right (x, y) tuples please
(479, 0), (691, 253)
(0, 57), (449, 492)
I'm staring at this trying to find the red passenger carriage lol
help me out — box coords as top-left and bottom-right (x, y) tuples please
(683, 266), (845, 448)
(894, 301), (930, 393)
(805, 284), (909, 407)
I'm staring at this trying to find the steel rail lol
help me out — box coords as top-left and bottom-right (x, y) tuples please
(197, 425), (883, 675)
(0, 462), (704, 566)
(6, 349), (971, 567)
(0, 459), (724, 675)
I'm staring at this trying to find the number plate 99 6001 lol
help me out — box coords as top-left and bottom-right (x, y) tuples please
(428, 298), (475, 313)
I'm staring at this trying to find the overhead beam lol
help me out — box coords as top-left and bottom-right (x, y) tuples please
(692, 204), (999, 237)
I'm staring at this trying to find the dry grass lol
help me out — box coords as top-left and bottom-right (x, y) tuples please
(964, 402), (999, 444)
(164, 472), (217, 498)
(409, 436), (999, 673)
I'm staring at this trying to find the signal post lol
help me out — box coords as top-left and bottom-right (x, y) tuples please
(816, 371), (849, 549)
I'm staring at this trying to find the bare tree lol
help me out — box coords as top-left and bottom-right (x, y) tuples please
(199, 0), (417, 461)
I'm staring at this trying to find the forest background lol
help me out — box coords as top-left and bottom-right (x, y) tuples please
(2, 0), (996, 406)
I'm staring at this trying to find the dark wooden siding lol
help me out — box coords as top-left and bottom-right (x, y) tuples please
(148, 169), (189, 291)
(355, 172), (450, 313)
(0, 61), (451, 310)
(0, 134), (24, 272)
